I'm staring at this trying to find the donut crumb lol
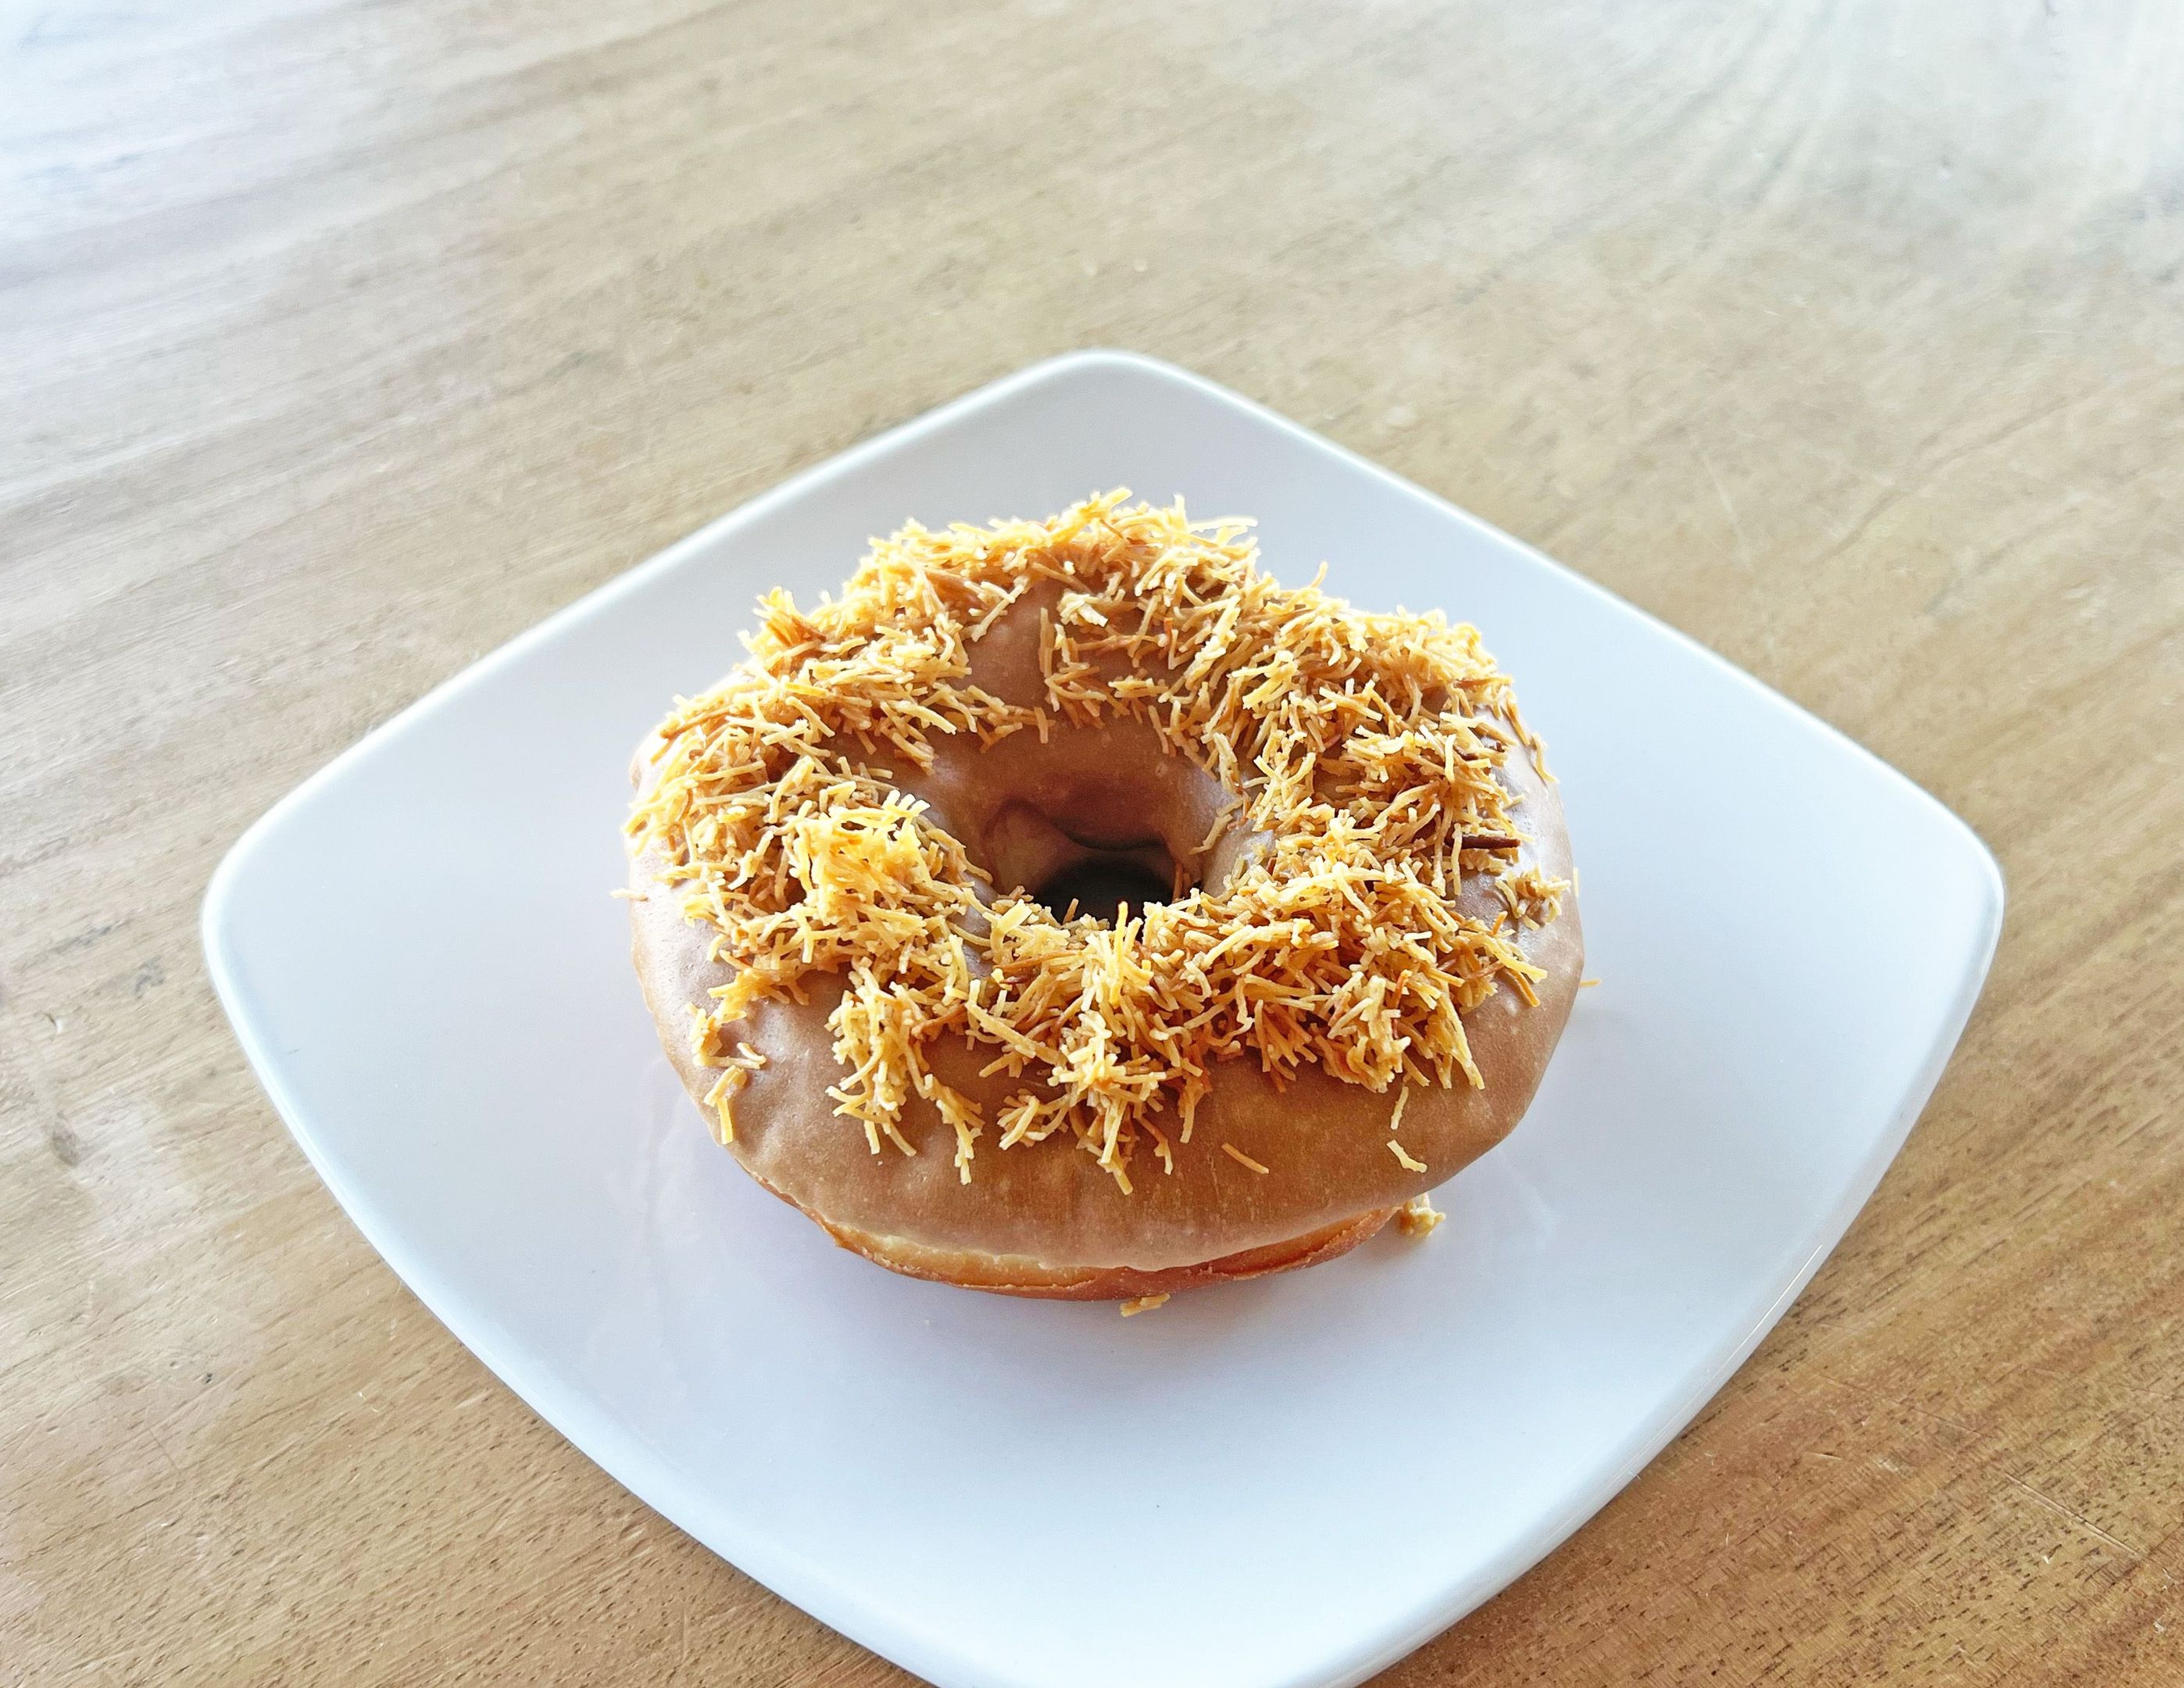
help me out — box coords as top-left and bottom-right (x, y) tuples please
(1120, 1293), (1171, 1317)
(1397, 1195), (1445, 1238)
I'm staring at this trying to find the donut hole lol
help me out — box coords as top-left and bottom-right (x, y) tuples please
(1035, 854), (1177, 924)
(982, 798), (1197, 923)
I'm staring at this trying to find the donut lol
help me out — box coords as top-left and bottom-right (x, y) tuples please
(626, 492), (1582, 1302)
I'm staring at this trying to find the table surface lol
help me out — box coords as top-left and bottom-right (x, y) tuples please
(6, 2), (2182, 1683)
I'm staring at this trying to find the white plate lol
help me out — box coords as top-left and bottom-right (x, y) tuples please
(204, 351), (2002, 1688)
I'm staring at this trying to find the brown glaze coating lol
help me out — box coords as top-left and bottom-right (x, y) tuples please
(627, 584), (1583, 1287)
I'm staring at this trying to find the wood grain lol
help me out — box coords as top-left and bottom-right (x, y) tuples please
(4, 1), (2180, 1682)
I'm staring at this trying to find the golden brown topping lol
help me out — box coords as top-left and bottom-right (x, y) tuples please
(628, 492), (1565, 1189)
(699, 1043), (767, 1145)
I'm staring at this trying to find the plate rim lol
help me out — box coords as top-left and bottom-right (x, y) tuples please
(202, 348), (2005, 1688)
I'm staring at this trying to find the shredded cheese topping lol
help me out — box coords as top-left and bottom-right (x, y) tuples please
(699, 1042), (767, 1145)
(628, 492), (1564, 1190)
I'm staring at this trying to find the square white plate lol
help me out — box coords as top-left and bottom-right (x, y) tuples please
(204, 351), (2002, 1688)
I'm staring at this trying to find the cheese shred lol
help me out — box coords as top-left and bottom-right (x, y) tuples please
(628, 492), (1564, 1190)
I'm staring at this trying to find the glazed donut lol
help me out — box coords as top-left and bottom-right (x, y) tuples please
(626, 493), (1582, 1300)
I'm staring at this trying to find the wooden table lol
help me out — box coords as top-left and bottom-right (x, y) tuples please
(6, 2), (2180, 1681)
